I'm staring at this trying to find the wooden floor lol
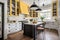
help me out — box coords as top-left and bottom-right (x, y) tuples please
(6, 29), (59, 40)
(36, 29), (59, 40)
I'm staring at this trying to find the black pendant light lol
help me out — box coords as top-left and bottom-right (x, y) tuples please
(43, 3), (45, 6)
(36, 7), (41, 11)
(30, 0), (38, 10)
(35, 0), (42, 11)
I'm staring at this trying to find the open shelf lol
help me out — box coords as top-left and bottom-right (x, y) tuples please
(7, 0), (20, 16)
(52, 1), (58, 16)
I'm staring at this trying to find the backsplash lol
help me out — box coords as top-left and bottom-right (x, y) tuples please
(8, 14), (25, 21)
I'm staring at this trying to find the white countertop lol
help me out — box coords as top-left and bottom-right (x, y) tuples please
(24, 22), (43, 25)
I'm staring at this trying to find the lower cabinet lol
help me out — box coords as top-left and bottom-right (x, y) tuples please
(58, 25), (60, 40)
(45, 22), (58, 29)
(7, 22), (22, 34)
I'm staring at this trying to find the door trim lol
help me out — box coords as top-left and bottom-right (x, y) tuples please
(0, 2), (4, 40)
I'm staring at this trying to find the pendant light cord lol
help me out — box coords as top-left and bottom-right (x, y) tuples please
(35, 0), (42, 11)
(38, 0), (39, 8)
(43, 0), (44, 6)
(38, 0), (39, 6)
(33, 0), (35, 4)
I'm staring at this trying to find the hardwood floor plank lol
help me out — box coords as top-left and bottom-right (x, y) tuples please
(36, 29), (59, 40)
(7, 29), (59, 40)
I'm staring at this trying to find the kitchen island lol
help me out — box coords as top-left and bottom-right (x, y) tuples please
(23, 22), (45, 40)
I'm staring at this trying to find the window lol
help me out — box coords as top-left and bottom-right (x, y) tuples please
(38, 9), (52, 20)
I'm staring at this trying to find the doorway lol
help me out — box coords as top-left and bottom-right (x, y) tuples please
(0, 2), (4, 40)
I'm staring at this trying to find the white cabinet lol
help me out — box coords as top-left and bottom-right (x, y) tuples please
(45, 22), (58, 30)
(8, 23), (16, 34)
(16, 22), (22, 31)
(7, 22), (22, 34)
(17, 22), (22, 30)
(58, 25), (60, 40)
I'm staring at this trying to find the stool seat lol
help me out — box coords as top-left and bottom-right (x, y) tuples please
(37, 27), (44, 30)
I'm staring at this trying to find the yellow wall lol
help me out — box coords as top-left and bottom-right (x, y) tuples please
(20, 1), (29, 14)
(16, 0), (19, 2)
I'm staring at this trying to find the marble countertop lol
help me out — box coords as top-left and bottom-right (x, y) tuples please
(24, 22), (43, 25)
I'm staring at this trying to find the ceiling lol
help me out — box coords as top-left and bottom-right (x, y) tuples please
(21, 0), (56, 10)
(21, 0), (56, 6)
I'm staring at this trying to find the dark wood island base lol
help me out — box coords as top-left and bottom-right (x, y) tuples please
(23, 22), (45, 40)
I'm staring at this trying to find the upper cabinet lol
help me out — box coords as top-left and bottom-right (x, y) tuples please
(7, 0), (29, 16)
(20, 0), (29, 14)
(29, 10), (38, 17)
(17, 1), (20, 16)
(7, 0), (20, 16)
(52, 0), (58, 17)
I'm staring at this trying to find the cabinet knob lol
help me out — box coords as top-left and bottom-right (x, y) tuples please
(9, 30), (10, 32)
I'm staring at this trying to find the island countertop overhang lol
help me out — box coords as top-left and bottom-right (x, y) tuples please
(23, 22), (44, 25)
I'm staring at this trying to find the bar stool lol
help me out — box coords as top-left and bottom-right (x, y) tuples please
(37, 25), (44, 34)
(37, 22), (46, 33)
(37, 22), (46, 40)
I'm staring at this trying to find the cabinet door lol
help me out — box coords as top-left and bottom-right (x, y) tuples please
(8, 0), (17, 16)
(52, 0), (58, 16)
(19, 22), (22, 30)
(29, 10), (38, 17)
(0, 3), (2, 39)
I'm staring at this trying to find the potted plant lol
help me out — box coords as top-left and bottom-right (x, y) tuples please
(40, 16), (45, 22)
(40, 16), (46, 25)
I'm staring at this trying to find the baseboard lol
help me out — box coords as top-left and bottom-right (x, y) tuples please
(8, 30), (23, 35)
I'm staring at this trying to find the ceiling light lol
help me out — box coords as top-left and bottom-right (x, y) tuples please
(35, 0), (42, 12)
(30, 0), (38, 10)
(36, 7), (42, 12)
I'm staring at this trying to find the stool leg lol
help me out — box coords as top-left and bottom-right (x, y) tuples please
(43, 29), (45, 40)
